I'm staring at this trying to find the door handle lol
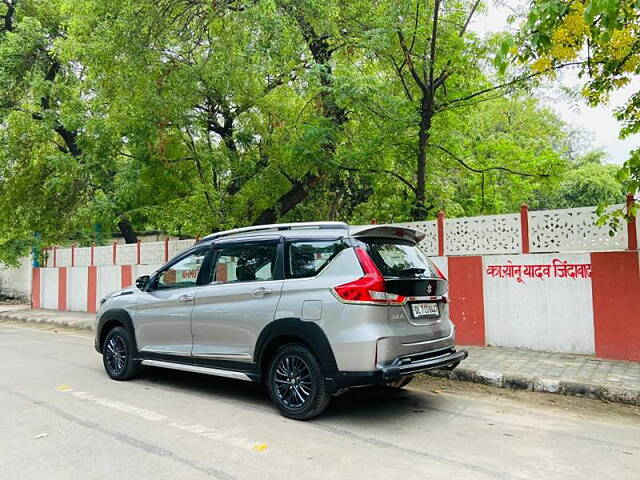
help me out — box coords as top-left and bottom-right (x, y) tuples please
(176, 294), (194, 303)
(252, 287), (273, 297)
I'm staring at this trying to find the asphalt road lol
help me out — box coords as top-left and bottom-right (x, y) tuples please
(1, 323), (638, 480)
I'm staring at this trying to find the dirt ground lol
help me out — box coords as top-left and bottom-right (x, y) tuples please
(413, 373), (640, 422)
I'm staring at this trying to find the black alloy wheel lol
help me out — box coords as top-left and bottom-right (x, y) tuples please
(105, 335), (127, 375)
(274, 354), (314, 409)
(267, 344), (330, 420)
(102, 326), (139, 380)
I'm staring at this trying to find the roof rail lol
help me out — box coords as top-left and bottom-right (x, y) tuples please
(201, 221), (349, 242)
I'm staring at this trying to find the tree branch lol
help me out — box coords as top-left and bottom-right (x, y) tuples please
(340, 165), (417, 194)
(439, 61), (585, 109)
(459, 0), (481, 38)
(431, 144), (549, 178)
(1, 0), (16, 33)
(397, 30), (427, 92)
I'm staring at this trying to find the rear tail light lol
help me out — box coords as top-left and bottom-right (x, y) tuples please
(332, 247), (406, 305)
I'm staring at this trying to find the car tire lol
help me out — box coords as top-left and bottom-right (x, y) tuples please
(102, 326), (139, 381)
(267, 344), (330, 421)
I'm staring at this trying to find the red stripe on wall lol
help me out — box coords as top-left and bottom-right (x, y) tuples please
(121, 265), (132, 288)
(87, 266), (97, 314)
(58, 267), (67, 311)
(591, 251), (640, 361)
(32, 268), (41, 309)
(447, 256), (486, 346)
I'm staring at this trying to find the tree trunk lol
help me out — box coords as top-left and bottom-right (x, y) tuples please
(250, 5), (347, 224)
(117, 218), (138, 244)
(413, 95), (431, 219)
(252, 173), (321, 225)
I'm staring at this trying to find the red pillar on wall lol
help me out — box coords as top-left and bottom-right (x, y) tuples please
(32, 268), (41, 309)
(53, 246), (57, 267)
(436, 211), (445, 257)
(591, 251), (640, 361)
(520, 203), (530, 254)
(87, 266), (97, 314)
(71, 244), (75, 267)
(164, 237), (169, 262)
(121, 265), (132, 288)
(447, 256), (486, 346)
(58, 267), (67, 311)
(90, 244), (95, 266)
(627, 194), (637, 250)
(136, 239), (141, 265)
(112, 241), (117, 265)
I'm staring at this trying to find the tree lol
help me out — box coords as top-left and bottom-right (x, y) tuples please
(0, 0), (141, 257)
(504, 0), (640, 224)
(532, 151), (625, 210)
(0, 0), (621, 264)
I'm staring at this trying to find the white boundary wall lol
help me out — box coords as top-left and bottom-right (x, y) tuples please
(482, 253), (595, 354)
(0, 257), (32, 300)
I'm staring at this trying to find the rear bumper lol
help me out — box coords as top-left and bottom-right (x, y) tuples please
(380, 348), (468, 380)
(325, 347), (468, 392)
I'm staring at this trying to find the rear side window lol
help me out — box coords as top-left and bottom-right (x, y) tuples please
(356, 238), (435, 278)
(212, 244), (278, 283)
(287, 240), (345, 278)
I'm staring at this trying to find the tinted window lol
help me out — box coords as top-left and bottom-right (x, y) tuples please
(212, 244), (277, 283)
(156, 250), (208, 289)
(287, 240), (345, 278)
(357, 238), (435, 278)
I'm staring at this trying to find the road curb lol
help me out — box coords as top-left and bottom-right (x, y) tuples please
(429, 367), (640, 407)
(0, 310), (94, 331)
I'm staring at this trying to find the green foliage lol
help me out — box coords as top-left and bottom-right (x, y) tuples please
(507, 0), (639, 227)
(0, 0), (626, 264)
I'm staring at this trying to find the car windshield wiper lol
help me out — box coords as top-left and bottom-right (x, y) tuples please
(397, 267), (426, 277)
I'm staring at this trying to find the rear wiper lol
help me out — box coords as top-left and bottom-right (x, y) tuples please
(397, 267), (426, 277)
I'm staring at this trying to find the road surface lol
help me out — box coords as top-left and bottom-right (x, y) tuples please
(1, 322), (638, 480)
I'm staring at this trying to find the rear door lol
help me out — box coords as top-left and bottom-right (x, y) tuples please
(355, 237), (449, 334)
(190, 238), (284, 363)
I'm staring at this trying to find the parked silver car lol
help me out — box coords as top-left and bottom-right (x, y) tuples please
(95, 222), (467, 419)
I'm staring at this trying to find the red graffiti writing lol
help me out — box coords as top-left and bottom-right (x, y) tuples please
(486, 259), (591, 284)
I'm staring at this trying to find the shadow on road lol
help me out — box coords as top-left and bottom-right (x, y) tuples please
(132, 366), (438, 422)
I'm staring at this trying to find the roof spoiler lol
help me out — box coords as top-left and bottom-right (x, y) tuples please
(349, 225), (426, 243)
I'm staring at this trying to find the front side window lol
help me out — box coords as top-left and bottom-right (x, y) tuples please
(156, 250), (208, 289)
(357, 238), (435, 278)
(287, 240), (345, 278)
(212, 244), (278, 283)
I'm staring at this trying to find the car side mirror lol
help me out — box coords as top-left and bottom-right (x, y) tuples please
(136, 275), (151, 291)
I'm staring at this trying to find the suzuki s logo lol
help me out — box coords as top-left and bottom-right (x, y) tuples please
(426, 284), (433, 295)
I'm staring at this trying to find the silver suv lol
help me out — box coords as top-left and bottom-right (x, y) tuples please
(95, 222), (467, 419)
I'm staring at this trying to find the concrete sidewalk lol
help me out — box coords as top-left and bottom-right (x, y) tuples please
(431, 346), (640, 406)
(1, 306), (638, 406)
(0, 305), (94, 330)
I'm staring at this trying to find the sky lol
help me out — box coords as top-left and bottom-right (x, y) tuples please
(469, 1), (639, 165)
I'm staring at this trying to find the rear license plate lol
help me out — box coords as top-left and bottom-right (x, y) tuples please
(411, 302), (439, 318)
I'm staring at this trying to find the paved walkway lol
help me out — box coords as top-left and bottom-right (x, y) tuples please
(1, 306), (638, 406)
(433, 346), (640, 406)
(0, 306), (94, 330)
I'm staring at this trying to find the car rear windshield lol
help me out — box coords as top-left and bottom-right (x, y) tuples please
(356, 238), (435, 278)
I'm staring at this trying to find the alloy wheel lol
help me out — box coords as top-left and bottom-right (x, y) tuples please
(274, 354), (314, 409)
(105, 335), (127, 375)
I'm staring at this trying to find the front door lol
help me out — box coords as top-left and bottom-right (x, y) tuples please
(191, 239), (283, 363)
(134, 247), (210, 358)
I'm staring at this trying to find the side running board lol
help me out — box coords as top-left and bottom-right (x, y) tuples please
(140, 359), (252, 382)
